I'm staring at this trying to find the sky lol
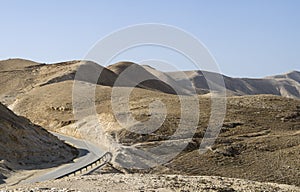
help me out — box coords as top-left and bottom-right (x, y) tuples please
(0, 0), (299, 77)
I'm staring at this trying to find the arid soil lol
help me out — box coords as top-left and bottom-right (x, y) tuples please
(5, 174), (300, 192)
(7, 79), (300, 186)
(0, 59), (299, 188)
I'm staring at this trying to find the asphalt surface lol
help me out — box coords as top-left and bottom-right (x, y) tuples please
(22, 132), (105, 183)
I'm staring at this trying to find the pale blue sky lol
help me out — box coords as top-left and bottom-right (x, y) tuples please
(0, 0), (299, 77)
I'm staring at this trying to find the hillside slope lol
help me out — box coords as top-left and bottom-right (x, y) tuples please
(107, 62), (190, 94)
(0, 102), (77, 184)
(0, 59), (121, 106)
(1, 59), (299, 103)
(167, 70), (300, 98)
(8, 79), (300, 186)
(0, 58), (40, 71)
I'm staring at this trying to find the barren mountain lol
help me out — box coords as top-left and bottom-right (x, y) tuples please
(168, 70), (300, 98)
(1, 59), (299, 104)
(0, 59), (299, 187)
(0, 102), (77, 184)
(0, 59), (185, 107)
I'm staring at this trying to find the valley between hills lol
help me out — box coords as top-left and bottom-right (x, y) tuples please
(0, 58), (299, 191)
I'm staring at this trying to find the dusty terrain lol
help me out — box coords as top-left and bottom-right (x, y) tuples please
(0, 58), (299, 189)
(5, 78), (300, 186)
(5, 174), (300, 192)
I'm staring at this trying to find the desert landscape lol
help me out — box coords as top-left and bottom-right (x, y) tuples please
(0, 58), (299, 191)
(1, 0), (299, 191)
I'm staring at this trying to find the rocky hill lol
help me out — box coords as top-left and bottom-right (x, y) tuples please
(0, 102), (77, 184)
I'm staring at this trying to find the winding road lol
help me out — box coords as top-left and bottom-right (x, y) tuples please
(22, 132), (106, 183)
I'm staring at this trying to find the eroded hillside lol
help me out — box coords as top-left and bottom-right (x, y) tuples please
(0, 103), (77, 184)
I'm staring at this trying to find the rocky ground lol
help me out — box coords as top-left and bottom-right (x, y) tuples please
(3, 174), (300, 192)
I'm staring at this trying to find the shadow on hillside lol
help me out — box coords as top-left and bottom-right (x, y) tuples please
(0, 173), (7, 185)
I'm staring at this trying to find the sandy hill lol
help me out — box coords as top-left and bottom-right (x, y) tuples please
(0, 59), (121, 106)
(1, 59), (299, 103)
(270, 70), (300, 82)
(39, 60), (121, 87)
(0, 58), (40, 71)
(107, 62), (186, 94)
(0, 102), (77, 184)
(167, 70), (300, 98)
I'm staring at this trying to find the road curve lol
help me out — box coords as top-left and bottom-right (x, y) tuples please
(22, 132), (105, 183)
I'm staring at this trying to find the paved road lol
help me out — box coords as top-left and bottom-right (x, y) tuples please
(22, 132), (105, 183)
